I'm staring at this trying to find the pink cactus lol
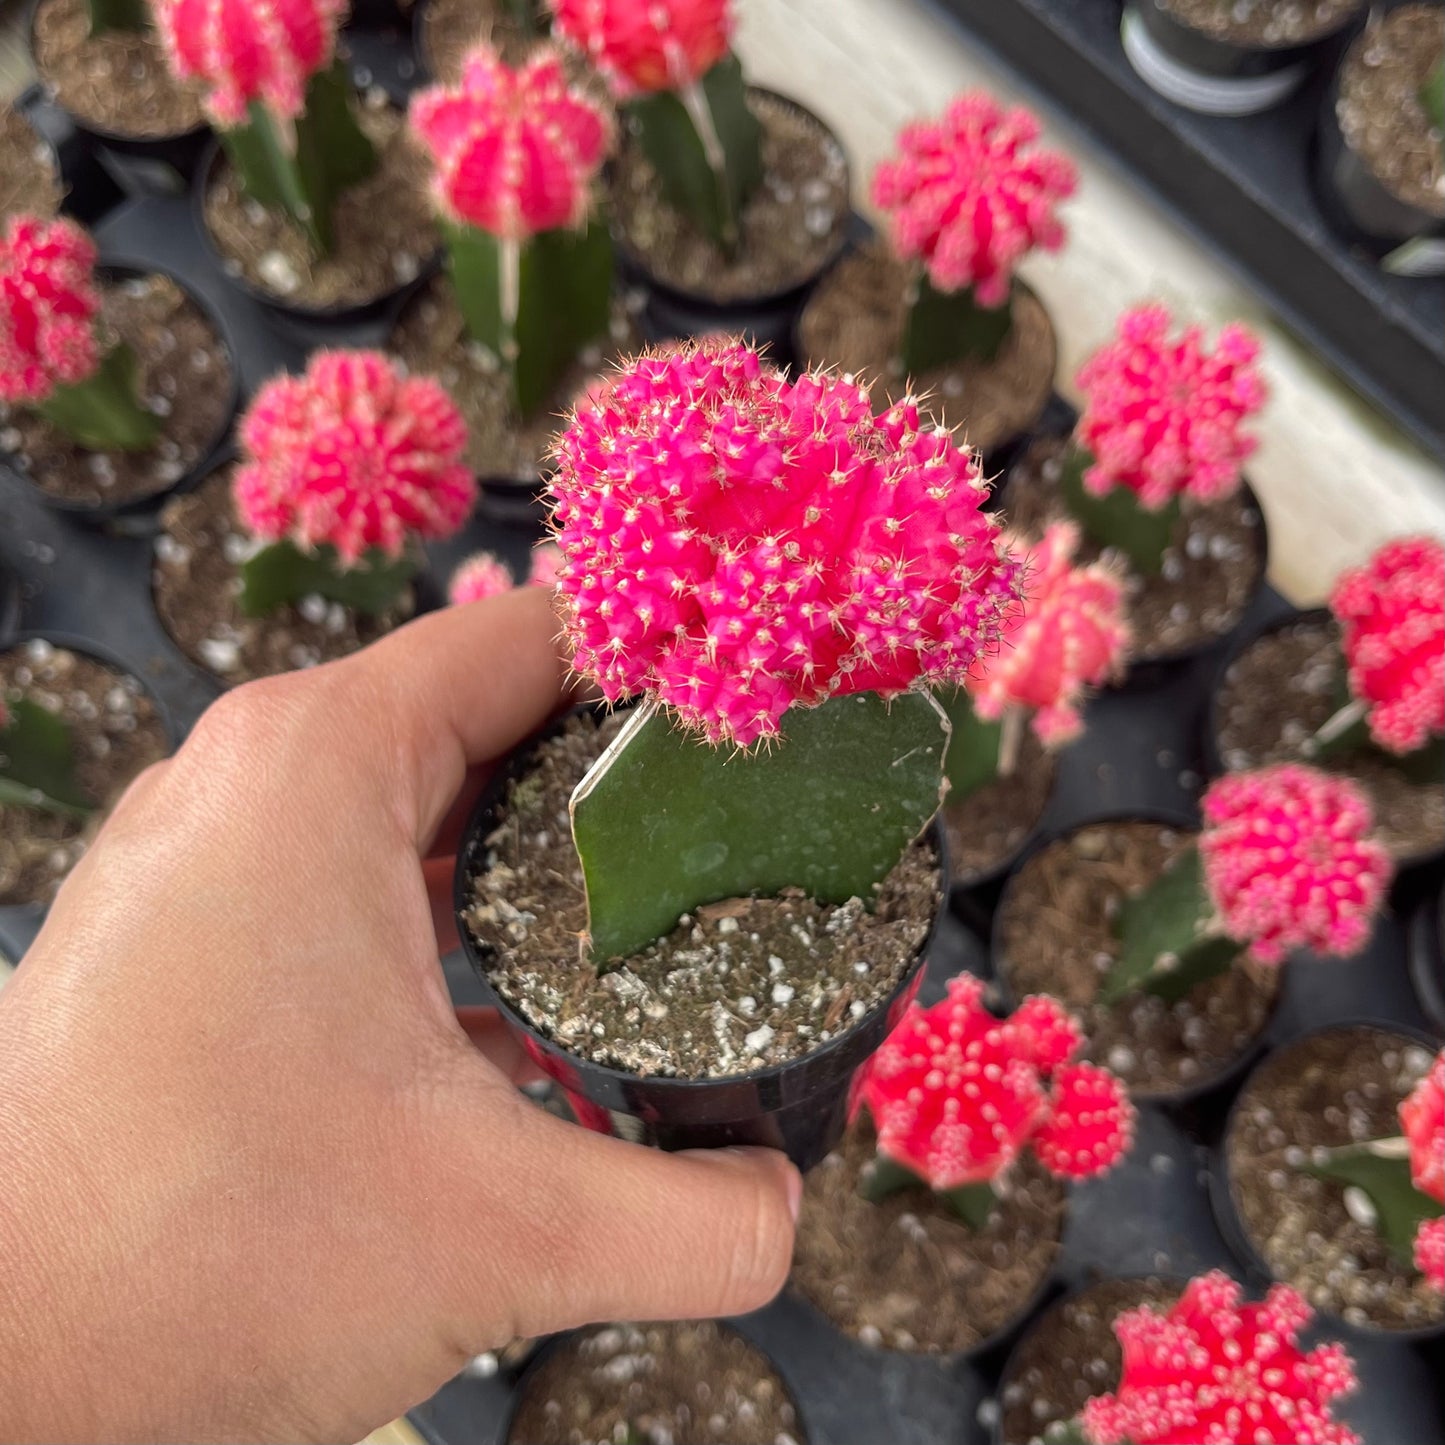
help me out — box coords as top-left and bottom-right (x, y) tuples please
(549, 340), (1023, 748)
(1081, 1271), (1359, 1445)
(528, 541), (563, 588)
(871, 92), (1076, 307)
(153, 0), (345, 128)
(967, 521), (1130, 747)
(1075, 303), (1267, 511)
(1401, 1051), (1444, 1205)
(1417, 1218), (1444, 1292)
(235, 351), (476, 565)
(410, 45), (612, 241)
(1328, 536), (1445, 757)
(550, 0), (732, 97)
(449, 552), (515, 605)
(1198, 764), (1391, 965)
(0, 215), (99, 406)
(854, 975), (1134, 1191)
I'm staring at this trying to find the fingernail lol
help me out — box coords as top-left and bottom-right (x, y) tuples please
(682, 1146), (802, 1222)
(785, 1166), (803, 1224)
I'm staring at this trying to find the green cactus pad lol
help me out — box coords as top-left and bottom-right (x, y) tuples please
(35, 344), (161, 453)
(1060, 444), (1180, 577)
(238, 540), (417, 619)
(1305, 1142), (1444, 1268)
(0, 697), (95, 817)
(902, 277), (1014, 376)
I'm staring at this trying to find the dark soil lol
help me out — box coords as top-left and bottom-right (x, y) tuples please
(32, 0), (206, 139)
(1214, 616), (1445, 862)
(790, 1116), (1067, 1355)
(611, 89), (849, 303)
(506, 1322), (805, 1445)
(1, 640), (168, 907)
(999, 1277), (1183, 1445)
(1003, 436), (1264, 660)
(1226, 1025), (1445, 1331)
(1159, 0), (1361, 46)
(387, 273), (643, 481)
(0, 107), (61, 224)
(462, 711), (941, 1079)
(1337, 6), (1445, 220)
(796, 242), (1057, 455)
(2, 273), (232, 509)
(996, 821), (1280, 1100)
(152, 467), (416, 685)
(943, 730), (1055, 884)
(203, 95), (437, 310)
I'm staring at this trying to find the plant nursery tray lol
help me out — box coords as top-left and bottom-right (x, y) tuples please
(928, 0), (1445, 465)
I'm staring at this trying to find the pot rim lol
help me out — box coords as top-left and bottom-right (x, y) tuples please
(1131, 0), (1364, 57)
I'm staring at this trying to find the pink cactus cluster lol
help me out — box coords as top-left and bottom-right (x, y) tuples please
(1075, 303), (1267, 512)
(0, 215), (100, 406)
(967, 521), (1130, 747)
(853, 975), (1135, 1191)
(871, 92), (1076, 307)
(447, 543), (564, 604)
(235, 351), (475, 565)
(1328, 535), (1445, 757)
(550, 0), (732, 97)
(153, 0), (345, 128)
(1402, 1052), (1445, 1291)
(1081, 1271), (1360, 1445)
(1198, 764), (1391, 966)
(549, 340), (1022, 748)
(410, 45), (612, 242)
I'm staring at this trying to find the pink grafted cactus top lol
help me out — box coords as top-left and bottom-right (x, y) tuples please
(0, 216), (100, 405)
(550, 0), (731, 97)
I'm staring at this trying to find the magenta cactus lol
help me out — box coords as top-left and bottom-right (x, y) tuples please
(528, 541), (562, 588)
(1418, 1218), (1445, 1292)
(549, 340), (1022, 748)
(0, 215), (99, 405)
(1403, 1052), (1444, 1286)
(1079, 1272), (1360, 1445)
(550, 0), (732, 96)
(448, 552), (515, 606)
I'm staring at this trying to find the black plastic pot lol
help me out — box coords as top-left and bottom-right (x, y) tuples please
(1408, 878), (1445, 1037)
(1120, 0), (1360, 116)
(1209, 1020), (1445, 1343)
(0, 556), (19, 648)
(453, 709), (948, 1171)
(2, 261), (241, 532)
(475, 474), (548, 530)
(13, 84), (124, 226)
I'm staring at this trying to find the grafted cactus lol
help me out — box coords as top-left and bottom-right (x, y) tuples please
(448, 552), (515, 605)
(0, 694), (94, 818)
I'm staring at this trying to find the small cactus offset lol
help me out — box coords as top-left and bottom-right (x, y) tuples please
(1078, 1272), (1360, 1445)
(153, 0), (375, 254)
(234, 350), (475, 617)
(1100, 764), (1392, 1005)
(0, 695), (95, 818)
(410, 44), (614, 418)
(0, 216), (160, 452)
(852, 976), (1135, 1226)
(1064, 304), (1268, 574)
(552, 0), (760, 254)
(448, 552), (515, 605)
(871, 92), (1076, 373)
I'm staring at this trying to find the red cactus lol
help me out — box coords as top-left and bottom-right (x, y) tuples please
(1417, 1217), (1444, 1292)
(1401, 1051), (1444, 1205)
(1075, 303), (1267, 511)
(1081, 1271), (1360, 1445)
(0, 215), (100, 406)
(1198, 764), (1391, 965)
(871, 92), (1076, 307)
(410, 44), (612, 241)
(550, 0), (732, 97)
(1328, 536), (1445, 757)
(967, 521), (1130, 747)
(234, 351), (475, 565)
(855, 975), (1134, 1191)
(548, 340), (1023, 748)
(153, 0), (345, 128)
(448, 552), (515, 605)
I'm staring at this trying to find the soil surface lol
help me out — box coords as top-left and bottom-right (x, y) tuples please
(1226, 1025), (1445, 1331)
(506, 1322), (804, 1445)
(996, 821), (1280, 1099)
(943, 729), (1055, 884)
(421, 0), (546, 79)
(152, 467), (416, 685)
(2, 273), (232, 509)
(388, 273), (643, 480)
(203, 96), (437, 310)
(1337, 6), (1445, 219)
(1158, 0), (1361, 46)
(790, 1117), (1066, 1355)
(611, 90), (849, 303)
(796, 242), (1057, 455)
(999, 1277), (1183, 1445)
(1214, 615), (1445, 862)
(463, 711), (941, 1079)
(1002, 436), (1264, 660)
(1, 640), (168, 907)
(0, 107), (61, 224)
(32, 0), (206, 138)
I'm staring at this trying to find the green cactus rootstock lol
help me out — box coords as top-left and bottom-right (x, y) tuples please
(569, 692), (951, 966)
(1060, 444), (1179, 577)
(1305, 1140), (1444, 1268)
(35, 343), (162, 453)
(859, 1153), (998, 1229)
(901, 277), (1014, 377)
(0, 698), (96, 818)
(938, 688), (1003, 803)
(238, 540), (417, 619)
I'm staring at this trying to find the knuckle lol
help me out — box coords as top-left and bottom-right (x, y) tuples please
(717, 1171), (793, 1315)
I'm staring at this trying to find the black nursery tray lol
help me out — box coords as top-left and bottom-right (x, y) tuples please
(927, 0), (1445, 465)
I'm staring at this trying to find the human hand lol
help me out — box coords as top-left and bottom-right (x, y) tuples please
(0, 588), (800, 1444)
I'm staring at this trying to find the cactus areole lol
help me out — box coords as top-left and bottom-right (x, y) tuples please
(544, 339), (1022, 966)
